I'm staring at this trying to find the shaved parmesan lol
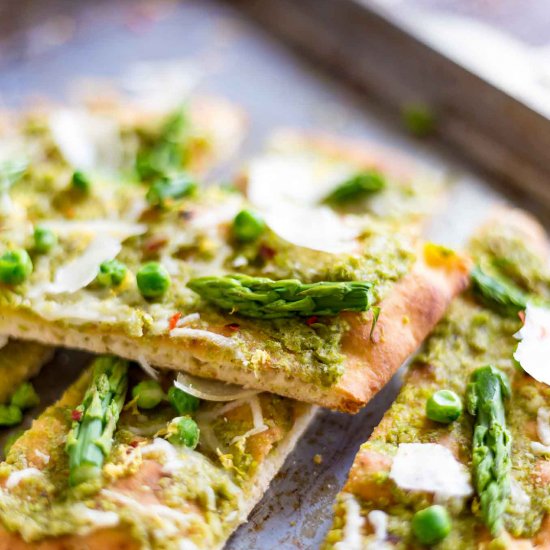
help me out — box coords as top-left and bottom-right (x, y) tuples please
(368, 510), (389, 545)
(247, 154), (360, 253)
(72, 503), (119, 532)
(174, 372), (259, 402)
(34, 450), (50, 465)
(389, 443), (472, 499)
(49, 109), (122, 171)
(40, 236), (121, 294)
(137, 354), (159, 380)
(6, 468), (44, 489)
(41, 219), (146, 240)
(509, 479), (531, 514)
(264, 205), (359, 254)
(514, 303), (550, 385)
(247, 154), (350, 209)
(229, 395), (268, 445)
(141, 437), (184, 474)
(531, 407), (550, 454)
(334, 493), (364, 550)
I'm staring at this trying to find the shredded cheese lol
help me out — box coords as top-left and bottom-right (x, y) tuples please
(137, 354), (159, 380)
(6, 468), (44, 489)
(174, 372), (259, 402)
(334, 493), (364, 550)
(389, 443), (473, 499)
(368, 510), (388, 542)
(49, 109), (122, 171)
(38, 236), (122, 295)
(229, 395), (268, 445)
(514, 303), (550, 385)
(72, 503), (119, 533)
(34, 450), (50, 465)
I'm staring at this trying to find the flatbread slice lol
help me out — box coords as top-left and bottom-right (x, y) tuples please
(323, 209), (550, 548)
(0, 123), (468, 412)
(0, 357), (315, 549)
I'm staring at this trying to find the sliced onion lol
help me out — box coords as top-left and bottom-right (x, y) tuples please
(174, 372), (260, 402)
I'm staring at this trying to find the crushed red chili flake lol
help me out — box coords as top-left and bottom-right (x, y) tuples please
(259, 244), (276, 260)
(518, 310), (526, 323)
(306, 316), (319, 326)
(129, 440), (139, 448)
(169, 312), (182, 331)
(225, 323), (240, 332)
(144, 235), (168, 252)
(71, 409), (82, 421)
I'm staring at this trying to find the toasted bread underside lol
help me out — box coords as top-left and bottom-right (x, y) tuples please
(0, 250), (469, 413)
(324, 209), (550, 547)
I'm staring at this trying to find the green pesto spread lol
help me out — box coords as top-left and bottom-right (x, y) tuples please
(0, 366), (301, 548)
(0, 108), (424, 390)
(325, 220), (550, 549)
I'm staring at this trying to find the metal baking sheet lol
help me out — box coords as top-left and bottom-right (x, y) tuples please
(0, 1), (545, 548)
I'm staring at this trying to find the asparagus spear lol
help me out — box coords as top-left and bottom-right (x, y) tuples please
(466, 365), (511, 536)
(471, 265), (527, 317)
(187, 274), (374, 319)
(322, 170), (386, 205)
(66, 356), (128, 486)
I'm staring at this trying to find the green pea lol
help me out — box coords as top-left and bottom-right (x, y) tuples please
(232, 209), (265, 242)
(426, 389), (463, 424)
(131, 380), (164, 409)
(136, 262), (171, 298)
(96, 259), (127, 288)
(168, 386), (200, 415)
(167, 416), (200, 449)
(412, 505), (451, 545)
(0, 249), (33, 285)
(10, 382), (40, 410)
(0, 405), (22, 427)
(146, 174), (196, 207)
(71, 170), (92, 193)
(33, 226), (57, 254)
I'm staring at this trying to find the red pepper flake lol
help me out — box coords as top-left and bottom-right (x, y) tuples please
(225, 323), (240, 332)
(71, 409), (82, 421)
(169, 312), (182, 331)
(518, 310), (526, 323)
(306, 316), (319, 326)
(259, 244), (276, 261)
(144, 235), (168, 252)
(129, 440), (139, 448)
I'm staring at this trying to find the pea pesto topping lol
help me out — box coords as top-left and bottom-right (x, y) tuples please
(33, 226), (57, 254)
(166, 415), (200, 449)
(96, 259), (127, 288)
(0, 404), (22, 427)
(412, 505), (452, 545)
(322, 170), (386, 205)
(71, 170), (92, 193)
(131, 380), (164, 409)
(146, 173), (196, 207)
(136, 262), (171, 298)
(232, 209), (266, 242)
(0, 249), (33, 285)
(10, 382), (40, 410)
(466, 365), (511, 536)
(187, 274), (374, 319)
(426, 389), (462, 424)
(168, 385), (200, 415)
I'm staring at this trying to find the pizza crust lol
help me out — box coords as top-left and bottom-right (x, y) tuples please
(0, 249), (469, 413)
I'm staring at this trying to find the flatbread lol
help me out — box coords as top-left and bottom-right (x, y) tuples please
(0, 361), (316, 549)
(0, 123), (468, 412)
(324, 209), (550, 547)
